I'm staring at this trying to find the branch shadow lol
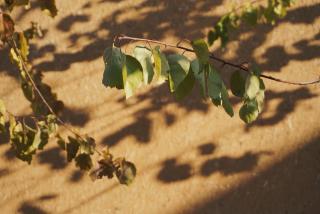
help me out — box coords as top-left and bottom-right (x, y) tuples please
(101, 83), (209, 147)
(17, 193), (58, 214)
(157, 142), (272, 183)
(185, 136), (320, 214)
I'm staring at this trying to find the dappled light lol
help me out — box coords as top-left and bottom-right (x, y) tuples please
(0, 0), (320, 213)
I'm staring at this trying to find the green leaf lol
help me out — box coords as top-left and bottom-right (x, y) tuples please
(251, 64), (262, 76)
(221, 85), (234, 117)
(66, 136), (80, 162)
(239, 100), (259, 123)
(207, 65), (223, 101)
(207, 65), (233, 116)
(264, 1), (277, 25)
(256, 78), (265, 112)
(230, 70), (245, 97)
(245, 74), (260, 99)
(133, 46), (154, 84)
(75, 153), (93, 171)
(167, 54), (190, 92)
(191, 39), (210, 65)
(122, 55), (144, 99)
(191, 59), (208, 98)
(152, 46), (169, 83)
(215, 14), (231, 48)
(207, 30), (219, 46)
(115, 159), (136, 185)
(40, 0), (58, 17)
(174, 68), (195, 100)
(274, 3), (287, 18)
(242, 6), (259, 25)
(256, 89), (265, 112)
(102, 47), (125, 89)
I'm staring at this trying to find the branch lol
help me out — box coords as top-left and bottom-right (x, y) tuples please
(115, 35), (320, 86)
(8, 37), (103, 156)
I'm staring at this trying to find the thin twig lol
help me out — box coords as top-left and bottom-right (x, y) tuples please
(116, 35), (320, 86)
(9, 37), (87, 141)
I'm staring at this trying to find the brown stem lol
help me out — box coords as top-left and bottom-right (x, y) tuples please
(9, 37), (88, 142)
(115, 35), (320, 86)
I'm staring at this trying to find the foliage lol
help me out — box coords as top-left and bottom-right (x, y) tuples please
(0, 0), (135, 185)
(207, 0), (297, 47)
(102, 0), (300, 124)
(103, 43), (264, 122)
(0, 0), (315, 186)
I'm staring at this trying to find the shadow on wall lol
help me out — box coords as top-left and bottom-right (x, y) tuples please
(157, 142), (272, 183)
(101, 83), (210, 147)
(0, 0), (318, 188)
(17, 193), (58, 214)
(185, 136), (320, 214)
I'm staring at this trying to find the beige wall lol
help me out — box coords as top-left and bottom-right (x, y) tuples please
(0, 0), (320, 213)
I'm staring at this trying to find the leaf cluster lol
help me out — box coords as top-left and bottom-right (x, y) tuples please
(208, 0), (297, 47)
(90, 148), (137, 185)
(0, 104), (58, 163)
(0, 2), (136, 185)
(103, 40), (265, 123)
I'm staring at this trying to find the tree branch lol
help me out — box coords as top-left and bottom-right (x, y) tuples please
(115, 35), (320, 86)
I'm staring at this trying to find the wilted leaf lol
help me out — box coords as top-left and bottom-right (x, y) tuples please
(75, 153), (93, 171)
(115, 159), (136, 185)
(90, 159), (115, 181)
(122, 55), (144, 99)
(79, 136), (95, 155)
(1, 13), (15, 41)
(66, 136), (80, 162)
